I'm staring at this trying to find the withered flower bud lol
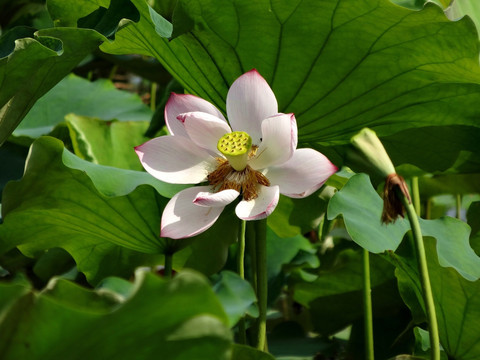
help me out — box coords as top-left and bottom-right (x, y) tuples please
(351, 128), (411, 223)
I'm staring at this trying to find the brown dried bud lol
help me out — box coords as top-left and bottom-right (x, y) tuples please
(382, 173), (412, 224)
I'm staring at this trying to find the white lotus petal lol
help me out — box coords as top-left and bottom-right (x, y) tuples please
(179, 111), (231, 153)
(235, 185), (279, 220)
(161, 186), (224, 239)
(193, 189), (239, 207)
(226, 69), (278, 144)
(135, 136), (216, 184)
(265, 148), (337, 198)
(165, 93), (226, 137)
(249, 113), (297, 170)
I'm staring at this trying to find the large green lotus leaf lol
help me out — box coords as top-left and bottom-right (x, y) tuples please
(0, 26), (107, 146)
(65, 114), (150, 171)
(99, 0), (480, 173)
(13, 74), (152, 140)
(328, 173), (480, 281)
(0, 136), (168, 254)
(0, 270), (232, 360)
(394, 238), (480, 360)
(0, 137), (237, 283)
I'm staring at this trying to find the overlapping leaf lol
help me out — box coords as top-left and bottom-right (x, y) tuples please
(327, 173), (480, 280)
(394, 238), (480, 360)
(13, 74), (152, 141)
(66, 115), (151, 171)
(0, 270), (232, 360)
(0, 27), (106, 145)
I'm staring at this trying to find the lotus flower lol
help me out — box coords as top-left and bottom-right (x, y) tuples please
(135, 70), (337, 239)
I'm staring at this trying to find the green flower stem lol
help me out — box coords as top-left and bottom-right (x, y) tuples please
(238, 220), (247, 279)
(255, 218), (268, 351)
(319, 216), (335, 244)
(237, 220), (247, 345)
(164, 252), (173, 278)
(246, 223), (257, 293)
(363, 248), (374, 360)
(456, 194), (462, 219)
(425, 199), (432, 220)
(399, 192), (440, 360)
(411, 177), (421, 216)
(150, 82), (157, 111)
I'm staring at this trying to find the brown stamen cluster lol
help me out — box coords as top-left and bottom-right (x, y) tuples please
(207, 158), (270, 201)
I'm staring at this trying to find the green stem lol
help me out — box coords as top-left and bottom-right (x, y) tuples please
(164, 252), (173, 279)
(150, 82), (157, 111)
(246, 223), (257, 293)
(255, 218), (268, 351)
(399, 193), (440, 360)
(455, 194), (462, 219)
(411, 177), (421, 217)
(363, 249), (374, 360)
(237, 220), (247, 345)
(425, 199), (432, 220)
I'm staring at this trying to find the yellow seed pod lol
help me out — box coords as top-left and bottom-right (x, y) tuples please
(217, 131), (252, 171)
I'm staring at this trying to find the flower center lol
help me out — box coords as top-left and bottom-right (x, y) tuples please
(207, 159), (270, 201)
(217, 131), (252, 171)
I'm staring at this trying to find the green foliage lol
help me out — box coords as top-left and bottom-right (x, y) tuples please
(0, 27), (106, 145)
(13, 74), (152, 141)
(66, 115), (150, 170)
(328, 174), (480, 280)
(395, 238), (480, 359)
(0, 270), (233, 360)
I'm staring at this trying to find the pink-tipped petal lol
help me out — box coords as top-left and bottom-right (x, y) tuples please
(266, 148), (337, 198)
(235, 185), (279, 220)
(135, 136), (217, 184)
(249, 113), (298, 170)
(180, 111), (232, 153)
(226, 69), (278, 144)
(194, 189), (239, 207)
(165, 93), (226, 137)
(161, 186), (225, 239)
